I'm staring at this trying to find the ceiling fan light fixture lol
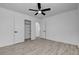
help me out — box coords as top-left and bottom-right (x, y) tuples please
(38, 11), (41, 14)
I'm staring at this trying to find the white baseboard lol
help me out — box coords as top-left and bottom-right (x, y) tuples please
(0, 43), (14, 47)
(77, 45), (79, 48)
(40, 37), (79, 46)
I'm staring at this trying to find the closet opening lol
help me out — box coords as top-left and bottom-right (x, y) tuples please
(24, 20), (31, 41)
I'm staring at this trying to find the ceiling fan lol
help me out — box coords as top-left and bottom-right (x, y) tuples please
(29, 3), (51, 16)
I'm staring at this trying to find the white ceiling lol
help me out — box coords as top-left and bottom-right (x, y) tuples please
(0, 3), (78, 19)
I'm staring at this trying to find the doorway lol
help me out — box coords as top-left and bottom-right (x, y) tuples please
(35, 22), (40, 37)
(24, 20), (31, 41)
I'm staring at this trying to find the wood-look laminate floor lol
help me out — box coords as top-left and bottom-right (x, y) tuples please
(0, 38), (79, 55)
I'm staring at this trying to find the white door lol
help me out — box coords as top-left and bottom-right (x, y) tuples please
(14, 16), (24, 44)
(40, 20), (46, 39)
(24, 20), (31, 40)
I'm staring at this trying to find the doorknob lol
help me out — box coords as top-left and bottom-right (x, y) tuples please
(14, 31), (18, 33)
(43, 30), (46, 32)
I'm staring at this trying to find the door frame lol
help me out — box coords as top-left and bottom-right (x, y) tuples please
(24, 19), (31, 41)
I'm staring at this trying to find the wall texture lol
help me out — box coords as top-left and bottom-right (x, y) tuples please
(40, 10), (79, 45)
(0, 7), (37, 47)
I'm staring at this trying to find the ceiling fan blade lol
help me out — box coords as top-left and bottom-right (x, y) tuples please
(41, 12), (46, 15)
(29, 9), (38, 11)
(35, 13), (38, 15)
(38, 3), (41, 10)
(41, 8), (51, 11)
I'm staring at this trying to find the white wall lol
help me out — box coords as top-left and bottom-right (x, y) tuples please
(40, 10), (79, 45)
(0, 7), (14, 47)
(0, 7), (37, 47)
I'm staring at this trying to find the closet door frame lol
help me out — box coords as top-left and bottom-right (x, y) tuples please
(24, 19), (31, 41)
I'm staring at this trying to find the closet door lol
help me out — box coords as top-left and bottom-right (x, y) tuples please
(40, 20), (46, 39)
(14, 15), (24, 44)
